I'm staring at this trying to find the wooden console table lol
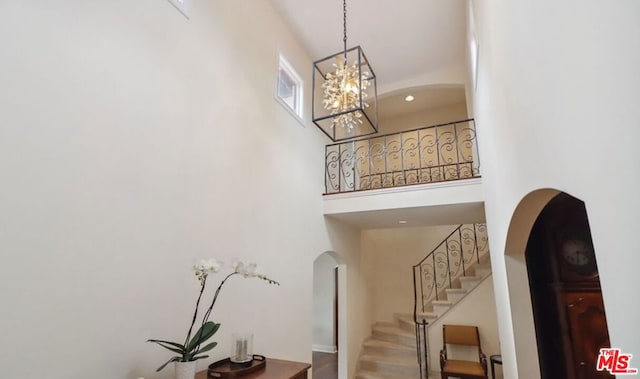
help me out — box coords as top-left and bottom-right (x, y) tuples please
(196, 358), (311, 379)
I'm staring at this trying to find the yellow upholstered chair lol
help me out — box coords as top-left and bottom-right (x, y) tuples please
(440, 324), (488, 379)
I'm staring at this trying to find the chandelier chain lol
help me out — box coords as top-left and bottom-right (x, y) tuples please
(343, 0), (347, 52)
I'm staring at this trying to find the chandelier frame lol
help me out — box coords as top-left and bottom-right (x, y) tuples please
(311, 0), (379, 142)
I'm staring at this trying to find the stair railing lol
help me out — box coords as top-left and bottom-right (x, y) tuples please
(412, 223), (489, 379)
(415, 320), (429, 379)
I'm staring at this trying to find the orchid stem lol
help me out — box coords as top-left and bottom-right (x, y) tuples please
(194, 272), (237, 352)
(183, 275), (207, 349)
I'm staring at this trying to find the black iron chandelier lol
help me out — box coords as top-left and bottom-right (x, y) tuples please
(312, 0), (378, 142)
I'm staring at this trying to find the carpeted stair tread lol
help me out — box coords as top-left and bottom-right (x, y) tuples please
(373, 323), (414, 337)
(360, 353), (418, 366)
(355, 370), (410, 379)
(363, 338), (415, 352)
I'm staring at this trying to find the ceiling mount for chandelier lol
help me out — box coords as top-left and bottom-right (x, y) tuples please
(312, 0), (378, 142)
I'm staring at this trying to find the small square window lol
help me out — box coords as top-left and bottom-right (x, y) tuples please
(276, 55), (303, 122)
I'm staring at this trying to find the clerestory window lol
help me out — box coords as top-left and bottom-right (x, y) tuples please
(276, 54), (303, 122)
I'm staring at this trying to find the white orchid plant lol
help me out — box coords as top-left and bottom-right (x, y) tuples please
(147, 259), (279, 372)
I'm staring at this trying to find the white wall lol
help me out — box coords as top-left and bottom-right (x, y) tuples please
(362, 225), (458, 322)
(313, 253), (337, 352)
(327, 219), (374, 379)
(0, 2), (370, 379)
(468, 1), (640, 377)
(379, 102), (469, 135)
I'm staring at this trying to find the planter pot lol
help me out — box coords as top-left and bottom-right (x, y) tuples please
(174, 361), (197, 379)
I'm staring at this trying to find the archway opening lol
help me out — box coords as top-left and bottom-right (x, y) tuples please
(525, 193), (611, 378)
(504, 189), (611, 378)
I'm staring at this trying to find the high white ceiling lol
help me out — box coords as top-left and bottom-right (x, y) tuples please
(378, 85), (466, 120)
(270, 0), (468, 94)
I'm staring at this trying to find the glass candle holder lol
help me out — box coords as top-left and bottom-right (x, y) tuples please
(230, 333), (253, 364)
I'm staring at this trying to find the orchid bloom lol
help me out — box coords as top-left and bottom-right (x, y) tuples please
(193, 258), (222, 284)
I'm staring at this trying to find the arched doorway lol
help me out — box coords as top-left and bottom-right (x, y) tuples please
(504, 189), (611, 378)
(526, 193), (611, 378)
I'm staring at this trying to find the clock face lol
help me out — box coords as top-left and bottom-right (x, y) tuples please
(561, 238), (597, 275)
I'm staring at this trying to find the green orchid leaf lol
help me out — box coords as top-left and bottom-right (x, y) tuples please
(156, 356), (181, 372)
(192, 355), (210, 361)
(195, 341), (218, 354)
(186, 322), (220, 351)
(147, 339), (186, 351)
(147, 340), (185, 355)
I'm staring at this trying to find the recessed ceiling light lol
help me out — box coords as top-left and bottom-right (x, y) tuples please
(404, 95), (415, 102)
(398, 220), (408, 224)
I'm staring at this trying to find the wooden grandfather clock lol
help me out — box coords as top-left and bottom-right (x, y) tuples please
(527, 193), (612, 379)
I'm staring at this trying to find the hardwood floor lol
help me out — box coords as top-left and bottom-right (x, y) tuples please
(312, 351), (338, 379)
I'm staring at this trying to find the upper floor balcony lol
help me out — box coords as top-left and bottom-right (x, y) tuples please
(325, 118), (480, 195)
(322, 119), (484, 227)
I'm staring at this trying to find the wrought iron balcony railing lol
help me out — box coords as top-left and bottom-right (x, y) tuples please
(324, 119), (480, 194)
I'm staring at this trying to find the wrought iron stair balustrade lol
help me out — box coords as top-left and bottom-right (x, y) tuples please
(413, 223), (489, 315)
(412, 223), (489, 379)
(324, 119), (480, 194)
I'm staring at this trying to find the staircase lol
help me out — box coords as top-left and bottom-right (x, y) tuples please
(355, 315), (420, 379)
(415, 258), (491, 324)
(356, 225), (491, 379)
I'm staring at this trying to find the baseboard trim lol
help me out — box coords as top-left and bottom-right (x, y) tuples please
(312, 344), (337, 353)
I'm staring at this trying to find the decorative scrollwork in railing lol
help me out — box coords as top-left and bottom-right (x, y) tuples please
(413, 223), (489, 316)
(324, 119), (480, 194)
(412, 223), (489, 379)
